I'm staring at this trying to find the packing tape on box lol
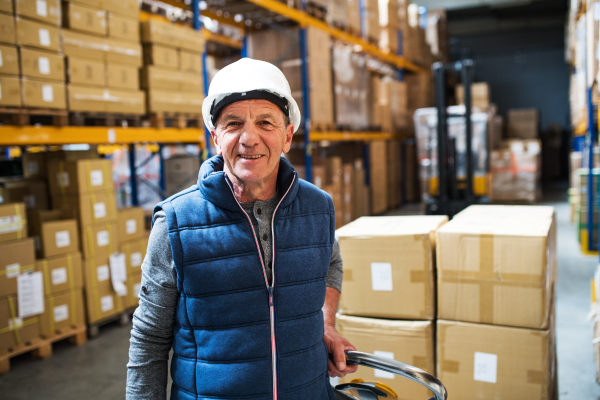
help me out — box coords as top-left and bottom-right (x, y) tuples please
(68, 255), (77, 327)
(72, 91), (144, 105)
(49, 296), (55, 333)
(437, 323), (459, 375)
(86, 226), (95, 259)
(85, 161), (93, 193)
(342, 269), (353, 282)
(2, 296), (38, 344)
(0, 263), (34, 276)
(63, 35), (141, 57)
(58, 161), (67, 195)
(15, 204), (24, 239)
(91, 193), (98, 223)
(89, 258), (102, 321)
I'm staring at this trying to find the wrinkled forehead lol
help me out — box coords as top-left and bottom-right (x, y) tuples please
(218, 99), (285, 122)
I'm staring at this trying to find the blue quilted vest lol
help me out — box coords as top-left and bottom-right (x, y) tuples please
(154, 155), (336, 400)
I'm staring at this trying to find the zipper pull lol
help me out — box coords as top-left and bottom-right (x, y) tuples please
(268, 286), (274, 306)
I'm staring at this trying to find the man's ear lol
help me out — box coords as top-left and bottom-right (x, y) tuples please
(210, 129), (223, 155)
(282, 123), (294, 154)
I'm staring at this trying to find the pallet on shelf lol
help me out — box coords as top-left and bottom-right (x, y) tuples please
(0, 324), (87, 375)
(0, 107), (69, 127)
(87, 312), (131, 338)
(312, 122), (336, 132)
(149, 112), (202, 129)
(70, 112), (143, 128)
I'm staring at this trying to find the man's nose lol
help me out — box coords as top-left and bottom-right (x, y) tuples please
(239, 123), (260, 146)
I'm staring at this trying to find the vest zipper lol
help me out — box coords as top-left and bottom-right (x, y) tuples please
(224, 172), (296, 400)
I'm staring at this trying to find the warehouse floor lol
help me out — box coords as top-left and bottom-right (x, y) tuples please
(0, 189), (599, 399)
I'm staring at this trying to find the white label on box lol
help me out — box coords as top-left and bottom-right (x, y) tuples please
(371, 263), (393, 291)
(100, 295), (113, 312)
(55, 230), (71, 248)
(373, 351), (395, 379)
(94, 202), (106, 219)
(38, 57), (50, 75)
(0, 215), (21, 234)
(53, 304), (68, 322)
(90, 170), (103, 186)
(8, 317), (23, 328)
(134, 282), (141, 298)
(474, 352), (497, 384)
(57, 171), (69, 187)
(0, 50), (3, 67)
(126, 219), (137, 235)
(6, 263), (20, 279)
(42, 84), (53, 102)
(23, 194), (35, 209)
(109, 253), (128, 296)
(36, 0), (47, 16)
(18, 271), (44, 318)
(314, 176), (322, 188)
(51, 267), (67, 285)
(131, 251), (142, 268)
(108, 128), (116, 143)
(97, 230), (109, 247)
(38, 29), (50, 47)
(27, 161), (39, 175)
(97, 265), (110, 282)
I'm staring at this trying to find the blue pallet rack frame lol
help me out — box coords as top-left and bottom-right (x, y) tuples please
(587, 87), (598, 251)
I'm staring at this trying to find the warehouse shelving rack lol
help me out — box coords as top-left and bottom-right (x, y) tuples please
(1, 0), (425, 206)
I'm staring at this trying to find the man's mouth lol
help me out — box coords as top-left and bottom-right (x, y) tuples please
(239, 155), (263, 159)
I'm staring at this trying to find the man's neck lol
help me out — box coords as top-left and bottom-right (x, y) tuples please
(228, 173), (277, 203)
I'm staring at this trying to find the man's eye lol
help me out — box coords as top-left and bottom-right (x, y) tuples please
(228, 122), (242, 126)
(259, 121), (272, 125)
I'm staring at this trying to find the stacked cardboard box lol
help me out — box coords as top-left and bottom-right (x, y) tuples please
(489, 139), (541, 203)
(0, 176), (49, 210)
(140, 18), (205, 114)
(337, 215), (448, 397)
(387, 141), (401, 209)
(117, 208), (146, 309)
(323, 156), (343, 229)
(455, 82), (490, 110)
(362, 0), (379, 44)
(46, 158), (127, 324)
(436, 206), (557, 399)
(369, 141), (388, 214)
(326, 0), (346, 29)
(62, 0), (144, 113)
(506, 108), (539, 139)
(378, 0), (398, 54)
(345, 0), (360, 34)
(247, 26), (334, 130)
(4, 0), (67, 109)
(332, 43), (369, 130)
(576, 168), (599, 249)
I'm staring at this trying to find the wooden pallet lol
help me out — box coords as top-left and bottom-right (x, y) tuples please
(0, 107), (69, 126)
(87, 312), (130, 338)
(149, 112), (202, 129)
(70, 112), (143, 127)
(305, 2), (327, 21)
(0, 324), (87, 375)
(312, 122), (336, 132)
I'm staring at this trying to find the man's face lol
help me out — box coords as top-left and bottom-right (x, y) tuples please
(211, 99), (294, 188)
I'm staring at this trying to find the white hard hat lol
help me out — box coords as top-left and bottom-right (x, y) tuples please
(202, 58), (302, 133)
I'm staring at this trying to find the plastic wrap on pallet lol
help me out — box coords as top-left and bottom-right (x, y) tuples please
(333, 43), (369, 130)
(413, 106), (488, 201)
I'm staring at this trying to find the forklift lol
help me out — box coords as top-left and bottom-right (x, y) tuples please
(424, 59), (490, 217)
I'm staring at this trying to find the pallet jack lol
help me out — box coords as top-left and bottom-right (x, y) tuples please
(424, 59), (490, 217)
(332, 351), (447, 400)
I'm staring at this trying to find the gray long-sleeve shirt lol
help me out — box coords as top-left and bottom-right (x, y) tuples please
(126, 193), (343, 399)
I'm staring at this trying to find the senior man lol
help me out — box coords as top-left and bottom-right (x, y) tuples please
(127, 58), (357, 400)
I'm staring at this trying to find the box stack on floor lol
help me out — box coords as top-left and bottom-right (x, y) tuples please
(140, 18), (205, 119)
(436, 205), (557, 399)
(62, 0), (144, 115)
(575, 168), (599, 250)
(336, 215), (448, 398)
(0, 0), (66, 109)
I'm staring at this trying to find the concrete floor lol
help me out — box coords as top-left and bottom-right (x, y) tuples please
(0, 194), (599, 399)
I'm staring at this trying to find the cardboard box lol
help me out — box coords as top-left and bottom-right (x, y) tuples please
(21, 78), (66, 109)
(352, 160), (369, 220)
(179, 49), (201, 74)
(140, 19), (205, 51)
(126, 270), (142, 308)
(81, 222), (118, 259)
(370, 141), (388, 214)
(46, 148), (99, 161)
(337, 215), (448, 320)
(22, 151), (47, 179)
(0, 238), (36, 297)
(16, 17), (61, 52)
(436, 215), (555, 329)
(143, 44), (179, 70)
(0, 0), (12, 13)
(146, 89), (203, 113)
(106, 62), (138, 90)
(0, 13), (15, 45)
(323, 184), (343, 229)
(456, 82), (490, 110)
(0, 203), (27, 243)
(507, 108), (539, 139)
(37, 252), (83, 295)
(0, 178), (49, 210)
(342, 164), (354, 226)
(454, 205), (556, 222)
(164, 156), (200, 196)
(40, 288), (85, 336)
(117, 207), (145, 242)
(47, 158), (114, 195)
(0, 44), (19, 75)
(102, 0), (138, 18)
(0, 75), (21, 106)
(83, 255), (126, 323)
(52, 190), (118, 227)
(28, 209), (79, 258)
(63, 29), (142, 66)
(338, 316), (435, 400)
(0, 295), (40, 354)
(19, 47), (64, 82)
(66, 56), (105, 87)
(62, 2), (107, 36)
(120, 235), (148, 276)
(107, 12), (138, 42)
(490, 139), (541, 203)
(437, 320), (556, 400)
(67, 84), (145, 114)
(15, 0), (61, 26)
(141, 65), (203, 93)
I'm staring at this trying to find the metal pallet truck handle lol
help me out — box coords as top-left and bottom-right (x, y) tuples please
(334, 351), (448, 400)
